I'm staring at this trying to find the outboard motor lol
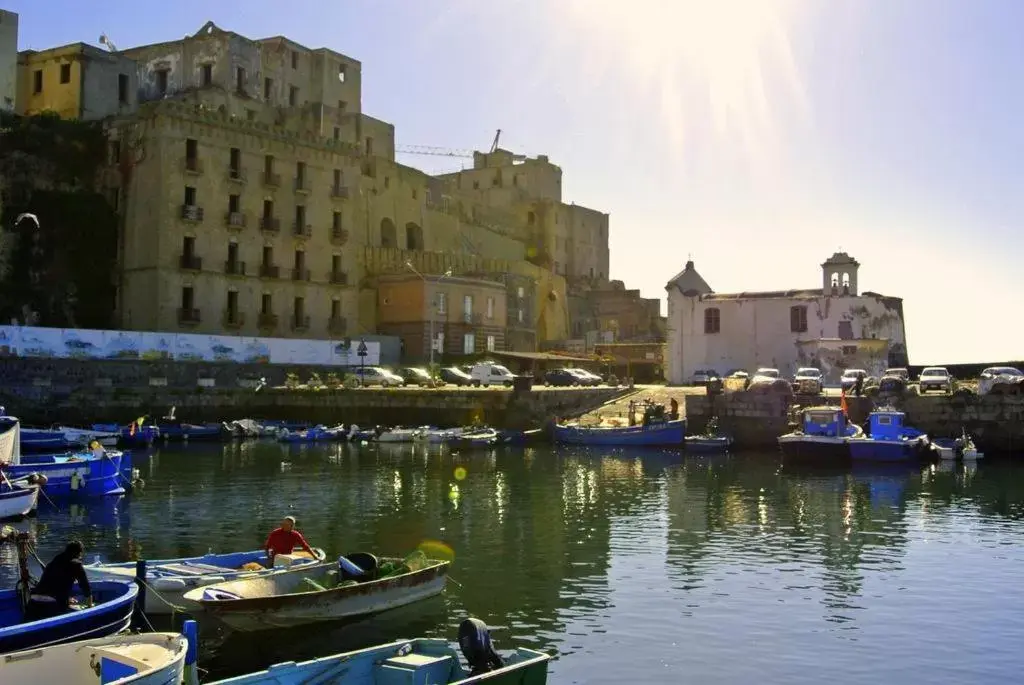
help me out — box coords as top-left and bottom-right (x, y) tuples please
(458, 618), (504, 676)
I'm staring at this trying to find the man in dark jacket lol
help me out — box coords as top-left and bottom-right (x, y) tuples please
(25, 541), (93, 621)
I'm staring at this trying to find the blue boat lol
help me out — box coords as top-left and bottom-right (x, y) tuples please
(778, 406), (863, 461)
(156, 421), (225, 442)
(92, 422), (160, 448)
(848, 410), (934, 462)
(0, 579), (138, 654)
(204, 619), (550, 684)
(18, 429), (79, 454)
(495, 428), (545, 445)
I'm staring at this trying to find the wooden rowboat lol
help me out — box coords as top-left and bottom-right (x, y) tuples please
(183, 555), (450, 632)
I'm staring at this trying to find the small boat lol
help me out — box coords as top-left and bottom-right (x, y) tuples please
(413, 427), (465, 444)
(0, 631), (188, 684)
(345, 425), (379, 442)
(932, 431), (985, 461)
(684, 417), (732, 453)
(0, 485), (39, 520)
(376, 427), (421, 443)
(0, 580), (138, 654)
(555, 402), (685, 447)
(848, 409), (934, 462)
(92, 422), (160, 448)
(56, 426), (120, 448)
(184, 552), (450, 631)
(496, 428), (545, 445)
(224, 419), (262, 439)
(87, 549), (327, 616)
(156, 421), (225, 442)
(778, 406), (862, 461)
(203, 618), (550, 684)
(454, 428), (499, 449)
(17, 428), (79, 454)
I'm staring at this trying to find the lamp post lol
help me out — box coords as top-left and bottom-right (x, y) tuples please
(406, 261), (453, 378)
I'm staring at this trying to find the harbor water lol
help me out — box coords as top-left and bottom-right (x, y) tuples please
(3, 442), (1024, 684)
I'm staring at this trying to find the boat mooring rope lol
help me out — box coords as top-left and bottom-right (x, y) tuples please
(132, 576), (189, 615)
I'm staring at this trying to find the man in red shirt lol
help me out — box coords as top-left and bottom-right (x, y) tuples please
(264, 516), (316, 563)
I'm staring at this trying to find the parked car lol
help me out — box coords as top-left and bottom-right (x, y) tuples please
(398, 367), (436, 387)
(689, 369), (720, 386)
(439, 366), (479, 387)
(879, 368), (910, 393)
(840, 369), (871, 391)
(469, 362), (517, 387)
(543, 368), (581, 387)
(566, 368), (601, 387)
(978, 366), (1024, 395)
(918, 367), (952, 394)
(750, 368), (780, 383)
(883, 368), (910, 381)
(348, 366), (404, 387)
(792, 368), (823, 394)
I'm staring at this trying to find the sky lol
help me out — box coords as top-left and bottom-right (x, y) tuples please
(7, 0), (1023, 364)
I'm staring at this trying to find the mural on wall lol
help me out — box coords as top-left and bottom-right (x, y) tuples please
(0, 326), (381, 366)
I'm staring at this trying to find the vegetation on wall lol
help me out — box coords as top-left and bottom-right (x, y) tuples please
(0, 111), (118, 328)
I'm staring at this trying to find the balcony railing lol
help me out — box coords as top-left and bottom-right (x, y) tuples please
(227, 166), (246, 183)
(224, 259), (246, 276)
(292, 222), (312, 238)
(225, 211), (246, 230)
(329, 270), (348, 286)
(180, 205), (204, 222)
(178, 308), (201, 325)
(259, 264), (280, 279)
(257, 313), (279, 329)
(223, 310), (245, 328)
(179, 255), (202, 271)
(183, 157), (203, 175)
(291, 268), (310, 282)
(291, 315), (311, 332)
(262, 171), (281, 188)
(463, 312), (483, 325)
(294, 177), (310, 194)
(259, 217), (280, 234)
(330, 185), (350, 199)
(330, 228), (349, 246)
(328, 316), (347, 335)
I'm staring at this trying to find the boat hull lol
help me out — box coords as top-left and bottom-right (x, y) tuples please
(685, 436), (732, 453)
(6, 453), (125, 497)
(848, 437), (933, 463)
(778, 435), (851, 461)
(0, 580), (138, 654)
(554, 420), (686, 447)
(0, 486), (38, 519)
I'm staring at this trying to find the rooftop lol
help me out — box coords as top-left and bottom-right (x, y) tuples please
(666, 260), (713, 296)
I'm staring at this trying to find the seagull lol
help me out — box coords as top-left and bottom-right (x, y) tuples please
(15, 213), (39, 229)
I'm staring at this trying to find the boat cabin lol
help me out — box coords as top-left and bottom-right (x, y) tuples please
(802, 407), (845, 437)
(867, 410), (923, 441)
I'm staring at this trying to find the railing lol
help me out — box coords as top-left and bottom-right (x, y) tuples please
(262, 172), (282, 188)
(225, 211), (246, 229)
(259, 264), (280, 279)
(328, 316), (347, 335)
(292, 222), (312, 238)
(177, 308), (201, 325)
(180, 205), (204, 222)
(183, 157), (203, 174)
(178, 255), (202, 271)
(222, 311), (245, 328)
(257, 313), (279, 329)
(291, 315), (311, 331)
(329, 270), (348, 286)
(259, 217), (280, 234)
(330, 228), (349, 245)
(330, 185), (350, 199)
(294, 177), (310, 193)
(227, 166), (246, 183)
(463, 312), (483, 325)
(224, 260), (246, 276)
(291, 268), (311, 282)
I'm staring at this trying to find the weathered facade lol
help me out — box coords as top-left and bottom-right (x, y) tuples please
(16, 42), (138, 120)
(665, 253), (909, 384)
(0, 10), (16, 112)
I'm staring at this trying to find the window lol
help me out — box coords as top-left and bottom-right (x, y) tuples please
(60, 63), (71, 84)
(228, 194), (240, 213)
(295, 205), (306, 228)
(384, 176), (390, 189)
(790, 305), (808, 333)
(331, 298), (341, 318)
(263, 77), (272, 99)
(264, 154), (274, 175)
(235, 66), (245, 93)
(181, 286), (194, 310)
(338, 64), (346, 82)
(333, 126), (340, 140)
(333, 169), (342, 189)
(156, 69), (168, 95)
(289, 86), (298, 106)
(184, 186), (197, 206)
(261, 293), (272, 314)
(486, 297), (494, 319)
(118, 73), (128, 104)
(227, 242), (239, 264)
(294, 296), (305, 320)
(182, 236), (195, 257)
(262, 199), (274, 218)
(437, 292), (447, 314)
(434, 332), (445, 353)
(332, 211), (341, 231)
(463, 295), (473, 322)
(185, 138), (198, 162)
(365, 137), (374, 155)
(294, 249), (305, 271)
(463, 333), (476, 355)
(842, 345), (858, 355)
(338, 99), (347, 112)
(517, 286), (525, 299)
(201, 64), (212, 86)
(291, 50), (298, 69)
(486, 335), (496, 352)
(229, 147), (241, 174)
(32, 70), (42, 93)
(838, 320), (854, 340)
(517, 309), (524, 324)
(262, 245), (273, 266)
(331, 254), (341, 274)
(227, 288), (238, 309)
(296, 161), (306, 187)
(704, 308), (721, 334)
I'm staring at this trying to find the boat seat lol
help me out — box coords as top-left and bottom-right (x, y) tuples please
(156, 562), (236, 576)
(375, 652), (454, 685)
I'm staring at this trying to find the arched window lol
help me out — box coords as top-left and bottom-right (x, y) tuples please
(405, 222), (423, 250)
(380, 218), (396, 247)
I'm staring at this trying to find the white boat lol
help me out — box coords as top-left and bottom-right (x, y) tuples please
(413, 427), (465, 444)
(86, 549), (327, 615)
(932, 433), (985, 461)
(56, 426), (120, 447)
(377, 427), (423, 443)
(0, 632), (187, 685)
(0, 485), (38, 519)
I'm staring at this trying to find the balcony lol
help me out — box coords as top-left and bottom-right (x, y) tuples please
(227, 166), (246, 183)
(330, 228), (349, 246)
(223, 310), (245, 328)
(329, 270), (348, 286)
(259, 264), (280, 279)
(224, 259), (246, 276)
(291, 315), (311, 332)
(330, 185), (350, 199)
(257, 312), (279, 329)
(225, 211), (247, 230)
(179, 254), (202, 271)
(178, 308), (201, 325)
(463, 312), (483, 325)
(292, 222), (312, 238)
(328, 316), (347, 335)
(180, 205), (204, 223)
(262, 171), (282, 188)
(294, 177), (311, 194)
(183, 157), (204, 175)
(259, 217), (280, 234)
(291, 268), (310, 282)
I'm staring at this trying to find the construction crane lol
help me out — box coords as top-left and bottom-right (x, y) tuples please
(395, 129), (526, 162)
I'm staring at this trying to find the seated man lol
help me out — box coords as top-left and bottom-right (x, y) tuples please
(26, 541), (92, 621)
(264, 515), (316, 564)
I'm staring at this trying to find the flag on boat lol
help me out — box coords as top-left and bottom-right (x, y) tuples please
(840, 389), (849, 417)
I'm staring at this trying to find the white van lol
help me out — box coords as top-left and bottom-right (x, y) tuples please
(469, 362), (517, 387)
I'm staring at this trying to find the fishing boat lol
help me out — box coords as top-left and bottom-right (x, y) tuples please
(413, 427), (465, 444)
(496, 428), (545, 445)
(0, 484), (38, 520)
(17, 428), (80, 454)
(454, 428), (499, 449)
(1, 417), (127, 497)
(0, 580), (138, 654)
(932, 430), (984, 461)
(847, 409), (934, 462)
(184, 552), (450, 631)
(555, 402), (685, 447)
(204, 619), (550, 684)
(777, 406), (862, 461)
(0, 631), (189, 684)
(92, 422), (160, 448)
(56, 426), (120, 448)
(345, 425), (379, 442)
(684, 417), (732, 453)
(156, 421), (224, 442)
(376, 427), (422, 443)
(86, 549), (327, 616)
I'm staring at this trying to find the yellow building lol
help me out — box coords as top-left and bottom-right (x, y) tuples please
(16, 42), (138, 120)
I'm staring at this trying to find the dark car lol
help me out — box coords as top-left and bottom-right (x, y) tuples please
(543, 368), (581, 387)
(440, 366), (480, 387)
(398, 367), (436, 387)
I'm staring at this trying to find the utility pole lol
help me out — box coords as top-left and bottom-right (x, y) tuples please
(406, 261), (452, 378)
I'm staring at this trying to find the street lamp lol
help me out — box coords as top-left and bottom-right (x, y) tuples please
(406, 261), (453, 377)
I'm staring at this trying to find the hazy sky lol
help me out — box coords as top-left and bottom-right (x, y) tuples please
(8, 1), (1023, 363)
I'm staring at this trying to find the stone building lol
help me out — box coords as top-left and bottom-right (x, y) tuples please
(665, 253), (909, 384)
(0, 10), (16, 112)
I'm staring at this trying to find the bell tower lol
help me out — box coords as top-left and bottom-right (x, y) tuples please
(821, 252), (859, 296)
